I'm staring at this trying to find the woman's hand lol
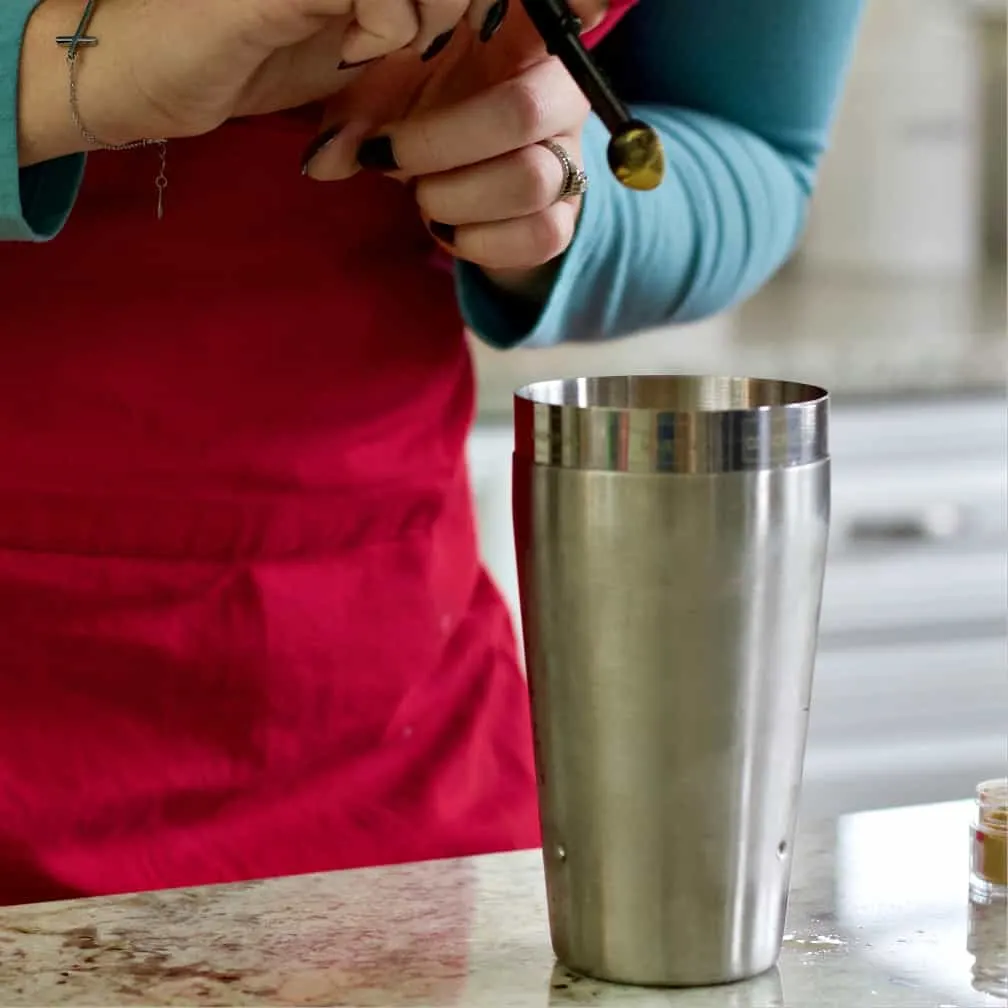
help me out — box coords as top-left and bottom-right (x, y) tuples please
(19, 0), (507, 164)
(340, 0), (509, 66)
(303, 1), (601, 296)
(306, 58), (590, 287)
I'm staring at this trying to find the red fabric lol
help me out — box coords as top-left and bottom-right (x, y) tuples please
(583, 0), (639, 46)
(0, 9), (635, 907)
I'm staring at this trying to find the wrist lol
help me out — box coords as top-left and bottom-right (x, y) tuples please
(481, 260), (563, 304)
(18, 0), (148, 165)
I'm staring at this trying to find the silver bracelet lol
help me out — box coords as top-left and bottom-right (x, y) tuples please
(57, 0), (169, 219)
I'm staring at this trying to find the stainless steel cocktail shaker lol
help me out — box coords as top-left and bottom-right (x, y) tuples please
(513, 375), (830, 987)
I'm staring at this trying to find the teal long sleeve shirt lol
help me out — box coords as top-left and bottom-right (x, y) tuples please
(0, 0), (863, 347)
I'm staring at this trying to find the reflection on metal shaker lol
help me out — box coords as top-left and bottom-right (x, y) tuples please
(513, 376), (831, 987)
(548, 962), (786, 1003)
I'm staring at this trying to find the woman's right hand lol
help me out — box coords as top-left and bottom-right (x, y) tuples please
(20, 0), (507, 161)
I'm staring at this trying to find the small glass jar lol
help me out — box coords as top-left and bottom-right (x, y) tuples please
(971, 777), (1008, 903)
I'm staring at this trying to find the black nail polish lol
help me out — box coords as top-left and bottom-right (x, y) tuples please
(357, 135), (398, 172)
(421, 29), (455, 62)
(480, 0), (509, 42)
(300, 124), (343, 174)
(429, 221), (456, 245)
(337, 56), (378, 70)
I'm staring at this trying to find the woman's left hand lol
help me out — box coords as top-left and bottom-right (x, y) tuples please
(304, 34), (593, 295)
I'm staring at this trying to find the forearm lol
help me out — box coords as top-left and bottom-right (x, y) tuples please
(458, 108), (809, 347)
(459, 0), (864, 349)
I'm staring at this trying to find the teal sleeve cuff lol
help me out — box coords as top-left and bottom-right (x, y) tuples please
(0, 0), (84, 241)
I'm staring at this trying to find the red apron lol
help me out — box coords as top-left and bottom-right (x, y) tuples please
(0, 10), (635, 906)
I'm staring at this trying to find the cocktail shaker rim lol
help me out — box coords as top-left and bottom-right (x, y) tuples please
(514, 374), (829, 475)
(515, 374), (828, 414)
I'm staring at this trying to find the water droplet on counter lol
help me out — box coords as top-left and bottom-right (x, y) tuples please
(783, 933), (846, 950)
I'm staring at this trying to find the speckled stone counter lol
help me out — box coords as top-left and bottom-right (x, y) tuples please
(471, 268), (1007, 418)
(1, 800), (1004, 1006)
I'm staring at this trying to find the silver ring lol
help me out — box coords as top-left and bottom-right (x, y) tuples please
(538, 139), (589, 202)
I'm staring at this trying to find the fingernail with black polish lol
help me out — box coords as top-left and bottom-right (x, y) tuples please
(301, 124), (343, 175)
(429, 221), (456, 245)
(421, 29), (455, 62)
(337, 56), (378, 70)
(480, 0), (509, 42)
(357, 135), (398, 172)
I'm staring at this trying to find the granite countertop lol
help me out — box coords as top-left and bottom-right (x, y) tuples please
(1, 799), (1005, 1007)
(471, 267), (1007, 419)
